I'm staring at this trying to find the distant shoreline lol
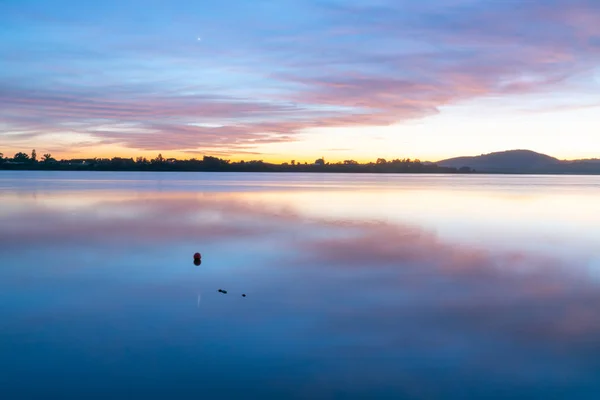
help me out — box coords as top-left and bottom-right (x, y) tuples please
(5, 149), (600, 174)
(0, 161), (470, 174)
(0, 167), (466, 174)
(3, 168), (600, 175)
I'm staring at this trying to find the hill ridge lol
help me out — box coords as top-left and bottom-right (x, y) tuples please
(437, 149), (600, 173)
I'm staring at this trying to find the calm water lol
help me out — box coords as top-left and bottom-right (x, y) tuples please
(2, 171), (600, 399)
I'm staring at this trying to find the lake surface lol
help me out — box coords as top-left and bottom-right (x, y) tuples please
(2, 171), (600, 399)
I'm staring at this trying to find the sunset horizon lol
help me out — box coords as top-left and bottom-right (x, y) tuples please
(4, 1), (600, 397)
(2, 0), (600, 161)
(3, 146), (600, 165)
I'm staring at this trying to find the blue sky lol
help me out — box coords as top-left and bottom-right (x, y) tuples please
(1, 0), (600, 161)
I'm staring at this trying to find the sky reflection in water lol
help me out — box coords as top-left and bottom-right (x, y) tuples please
(1, 172), (600, 399)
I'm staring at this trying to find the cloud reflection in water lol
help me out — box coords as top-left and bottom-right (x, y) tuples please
(1, 180), (600, 398)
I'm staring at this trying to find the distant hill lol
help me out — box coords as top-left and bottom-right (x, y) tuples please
(437, 150), (600, 174)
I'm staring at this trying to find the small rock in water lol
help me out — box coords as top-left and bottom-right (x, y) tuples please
(218, 289), (227, 294)
(242, 294), (246, 297)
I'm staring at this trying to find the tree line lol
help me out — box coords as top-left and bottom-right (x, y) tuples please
(0, 149), (474, 173)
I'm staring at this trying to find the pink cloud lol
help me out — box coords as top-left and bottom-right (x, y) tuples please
(2, 0), (599, 153)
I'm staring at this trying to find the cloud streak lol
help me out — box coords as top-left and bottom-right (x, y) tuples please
(1, 0), (599, 153)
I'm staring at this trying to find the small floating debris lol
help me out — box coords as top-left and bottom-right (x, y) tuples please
(242, 294), (246, 297)
(193, 252), (202, 260)
(218, 289), (227, 294)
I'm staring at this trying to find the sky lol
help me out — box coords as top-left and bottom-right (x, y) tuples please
(1, 0), (600, 162)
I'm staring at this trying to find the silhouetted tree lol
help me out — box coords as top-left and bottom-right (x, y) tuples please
(42, 153), (56, 163)
(1, 150), (471, 174)
(13, 152), (30, 163)
(31, 149), (37, 163)
(152, 153), (165, 164)
(110, 157), (135, 168)
(202, 156), (230, 170)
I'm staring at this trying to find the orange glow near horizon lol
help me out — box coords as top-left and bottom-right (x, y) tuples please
(3, 142), (600, 164)
(3, 147), (600, 164)
(3, 96), (600, 163)
(3, 1), (600, 165)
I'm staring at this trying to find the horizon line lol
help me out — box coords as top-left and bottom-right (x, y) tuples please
(2, 148), (600, 164)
